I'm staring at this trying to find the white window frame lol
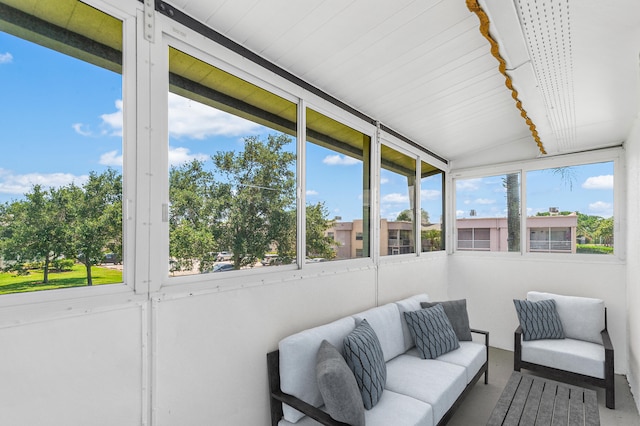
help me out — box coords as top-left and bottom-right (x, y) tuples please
(449, 147), (624, 261)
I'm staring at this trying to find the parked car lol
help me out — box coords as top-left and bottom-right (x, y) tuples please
(211, 263), (234, 272)
(216, 251), (233, 262)
(102, 253), (121, 264)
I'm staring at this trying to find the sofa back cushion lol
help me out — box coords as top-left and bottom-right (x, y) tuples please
(527, 291), (605, 344)
(394, 294), (430, 351)
(352, 302), (406, 362)
(279, 316), (356, 423)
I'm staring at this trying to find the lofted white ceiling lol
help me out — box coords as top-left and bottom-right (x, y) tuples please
(165, 0), (639, 168)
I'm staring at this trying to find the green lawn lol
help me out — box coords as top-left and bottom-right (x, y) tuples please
(0, 264), (123, 295)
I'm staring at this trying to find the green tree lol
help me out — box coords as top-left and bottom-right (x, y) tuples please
(577, 213), (602, 244)
(74, 169), (122, 285)
(169, 159), (225, 272)
(306, 202), (337, 259)
(0, 185), (76, 282)
(594, 217), (613, 246)
(212, 133), (296, 269)
(396, 208), (430, 225)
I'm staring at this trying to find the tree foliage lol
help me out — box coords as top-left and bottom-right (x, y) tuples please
(396, 208), (430, 225)
(306, 202), (337, 259)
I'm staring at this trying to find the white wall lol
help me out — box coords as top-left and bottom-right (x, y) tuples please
(626, 116), (640, 406)
(448, 254), (628, 373)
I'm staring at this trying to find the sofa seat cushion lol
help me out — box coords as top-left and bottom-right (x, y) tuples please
(279, 316), (356, 423)
(352, 303), (407, 362)
(527, 292), (604, 344)
(395, 294), (430, 351)
(277, 390), (434, 426)
(433, 342), (486, 384)
(521, 338), (605, 379)
(385, 354), (466, 424)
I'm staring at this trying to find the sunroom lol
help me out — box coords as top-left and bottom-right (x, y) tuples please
(0, 0), (639, 424)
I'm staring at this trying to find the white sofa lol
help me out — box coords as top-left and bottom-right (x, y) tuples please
(514, 291), (615, 409)
(267, 294), (489, 426)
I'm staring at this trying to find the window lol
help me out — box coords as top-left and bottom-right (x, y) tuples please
(526, 162), (614, 255)
(305, 108), (371, 262)
(421, 162), (444, 252)
(457, 228), (491, 251)
(167, 47), (297, 276)
(0, 0), (124, 295)
(456, 173), (521, 252)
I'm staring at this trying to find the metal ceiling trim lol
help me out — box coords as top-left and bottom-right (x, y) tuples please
(467, 0), (547, 155)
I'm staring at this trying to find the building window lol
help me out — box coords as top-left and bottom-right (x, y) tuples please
(456, 173), (521, 252)
(167, 47), (297, 276)
(457, 228), (491, 251)
(306, 108), (371, 262)
(526, 162), (614, 255)
(0, 0), (124, 295)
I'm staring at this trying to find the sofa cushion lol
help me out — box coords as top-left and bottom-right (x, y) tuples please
(527, 292), (605, 344)
(279, 316), (356, 423)
(385, 354), (467, 424)
(421, 299), (472, 341)
(344, 319), (387, 410)
(513, 299), (564, 341)
(404, 304), (460, 359)
(352, 303), (406, 362)
(431, 341), (487, 384)
(521, 338), (605, 379)
(394, 293), (430, 351)
(276, 389), (434, 426)
(316, 340), (365, 426)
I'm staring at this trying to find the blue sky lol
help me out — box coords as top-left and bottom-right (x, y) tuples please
(1, 31), (612, 223)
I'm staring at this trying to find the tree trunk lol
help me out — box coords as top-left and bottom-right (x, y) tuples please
(43, 253), (50, 284)
(85, 260), (93, 286)
(506, 173), (520, 252)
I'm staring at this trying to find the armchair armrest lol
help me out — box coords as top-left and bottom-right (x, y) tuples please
(514, 326), (523, 371)
(270, 390), (351, 426)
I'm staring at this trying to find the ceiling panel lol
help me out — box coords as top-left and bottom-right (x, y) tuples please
(170, 0), (640, 167)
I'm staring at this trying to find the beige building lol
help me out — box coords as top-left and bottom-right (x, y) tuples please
(457, 214), (578, 253)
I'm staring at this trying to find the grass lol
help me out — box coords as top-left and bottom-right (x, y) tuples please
(0, 264), (123, 295)
(576, 244), (614, 255)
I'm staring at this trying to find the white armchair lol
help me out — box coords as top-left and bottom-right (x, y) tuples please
(514, 291), (615, 409)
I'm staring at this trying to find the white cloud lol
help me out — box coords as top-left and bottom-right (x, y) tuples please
(421, 189), (440, 200)
(322, 154), (359, 166)
(72, 123), (93, 137)
(589, 201), (613, 217)
(100, 99), (123, 137)
(169, 146), (209, 166)
(474, 198), (495, 205)
(168, 93), (263, 139)
(456, 210), (465, 217)
(99, 150), (123, 167)
(380, 177), (389, 184)
(456, 178), (481, 191)
(382, 193), (409, 203)
(582, 175), (613, 190)
(0, 52), (13, 64)
(306, 189), (319, 196)
(0, 169), (88, 195)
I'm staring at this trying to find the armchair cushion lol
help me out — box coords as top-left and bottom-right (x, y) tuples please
(521, 338), (605, 379)
(513, 298), (564, 341)
(527, 292), (604, 344)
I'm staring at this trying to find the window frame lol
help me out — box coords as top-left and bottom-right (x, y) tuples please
(449, 147), (624, 261)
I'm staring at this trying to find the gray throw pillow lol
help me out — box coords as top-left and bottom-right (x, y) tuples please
(421, 299), (472, 341)
(343, 319), (386, 410)
(404, 304), (460, 359)
(316, 340), (365, 426)
(513, 298), (565, 341)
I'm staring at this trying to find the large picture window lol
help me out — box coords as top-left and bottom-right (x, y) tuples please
(167, 47), (297, 276)
(0, 0), (124, 295)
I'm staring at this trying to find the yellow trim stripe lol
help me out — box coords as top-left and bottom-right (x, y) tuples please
(466, 0), (546, 155)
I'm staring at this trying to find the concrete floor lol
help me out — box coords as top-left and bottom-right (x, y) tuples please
(447, 347), (640, 426)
